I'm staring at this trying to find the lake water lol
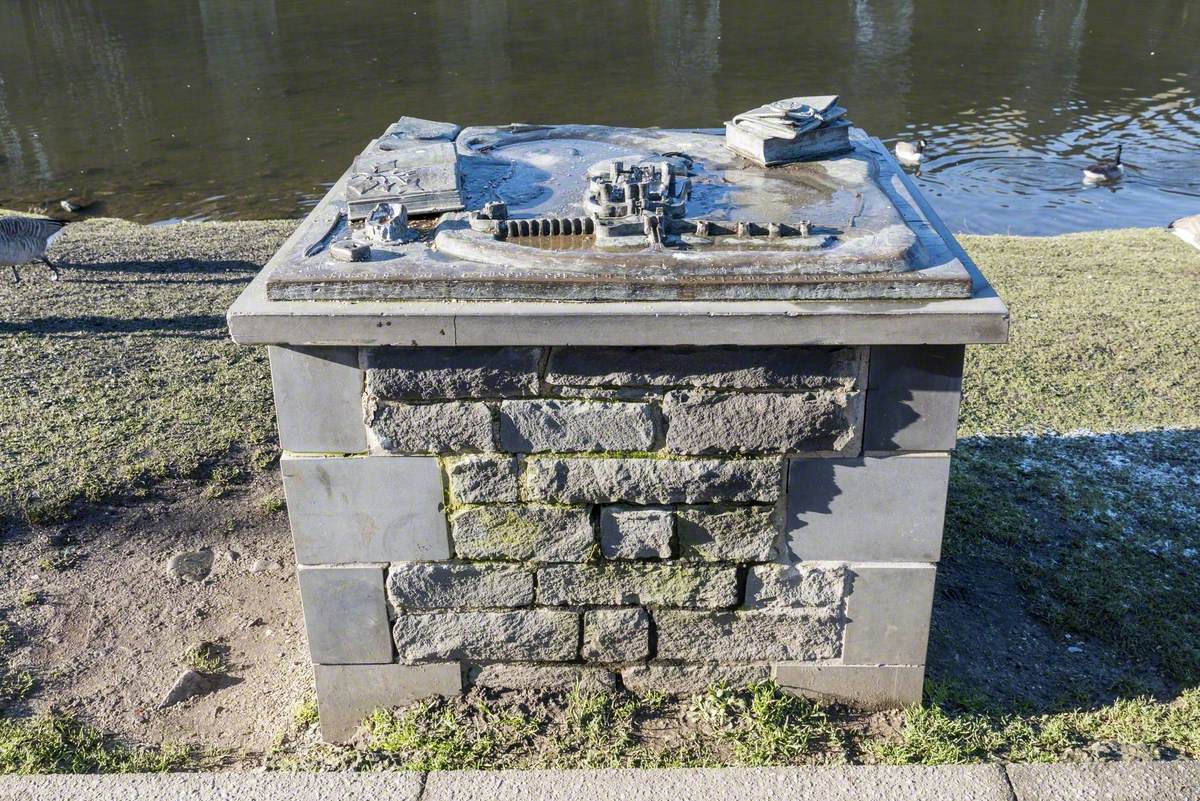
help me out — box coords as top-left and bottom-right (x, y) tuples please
(1, 0), (1198, 234)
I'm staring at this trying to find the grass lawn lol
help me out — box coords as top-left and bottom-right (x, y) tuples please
(0, 221), (1198, 770)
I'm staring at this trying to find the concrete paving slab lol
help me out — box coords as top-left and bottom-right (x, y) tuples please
(1007, 761), (1200, 801)
(3, 772), (425, 801)
(422, 765), (1013, 801)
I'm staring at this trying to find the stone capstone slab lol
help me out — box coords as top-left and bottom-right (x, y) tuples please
(663, 390), (860, 455)
(582, 608), (651, 662)
(450, 505), (595, 562)
(386, 562), (534, 610)
(368, 401), (495, 453)
(364, 346), (542, 399)
(467, 664), (618, 693)
(745, 564), (847, 608)
(524, 457), (783, 505)
(313, 662), (460, 743)
(499, 400), (658, 453)
(545, 346), (864, 390)
(447, 454), (521, 503)
(620, 664), (772, 695)
(655, 609), (842, 662)
(282, 456), (448, 564)
(600, 506), (674, 559)
(297, 565), (392, 664)
(538, 563), (739, 609)
(393, 609), (579, 663)
(676, 506), (780, 562)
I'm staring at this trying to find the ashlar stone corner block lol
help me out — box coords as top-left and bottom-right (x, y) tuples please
(269, 345), (368, 454)
(314, 662), (460, 742)
(786, 453), (950, 562)
(600, 505), (673, 559)
(864, 345), (964, 452)
(298, 564), (392, 664)
(282, 455), (448, 564)
(499, 399), (657, 453)
(843, 562), (938, 665)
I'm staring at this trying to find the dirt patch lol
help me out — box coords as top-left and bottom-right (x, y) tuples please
(0, 470), (307, 758)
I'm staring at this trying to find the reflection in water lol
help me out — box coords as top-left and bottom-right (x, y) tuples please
(0, 0), (1197, 234)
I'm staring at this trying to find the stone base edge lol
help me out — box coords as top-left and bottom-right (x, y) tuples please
(773, 664), (924, 709)
(313, 662), (461, 742)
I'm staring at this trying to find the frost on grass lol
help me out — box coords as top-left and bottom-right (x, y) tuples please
(948, 428), (1200, 684)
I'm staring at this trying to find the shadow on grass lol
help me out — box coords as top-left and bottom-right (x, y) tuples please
(927, 428), (1200, 716)
(0, 315), (227, 336)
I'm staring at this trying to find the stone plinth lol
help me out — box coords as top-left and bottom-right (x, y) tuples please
(229, 121), (1007, 743)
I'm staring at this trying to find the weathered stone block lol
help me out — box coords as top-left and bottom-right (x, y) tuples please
(282, 455), (448, 564)
(745, 564), (847, 608)
(774, 664), (925, 709)
(582, 608), (651, 662)
(269, 345), (368, 453)
(600, 506), (673, 559)
(386, 562), (534, 610)
(368, 401), (494, 453)
(621, 664), (771, 695)
(786, 454), (950, 562)
(314, 663), (460, 742)
(393, 610), (579, 663)
(446, 455), (521, 503)
(499, 400), (657, 453)
(450, 506), (594, 561)
(364, 346), (542, 399)
(468, 664), (617, 693)
(864, 344), (964, 452)
(546, 346), (863, 390)
(537, 563), (738, 608)
(297, 565), (392, 664)
(655, 609), (841, 662)
(663, 390), (861, 455)
(843, 563), (937, 665)
(677, 506), (779, 562)
(524, 457), (783, 505)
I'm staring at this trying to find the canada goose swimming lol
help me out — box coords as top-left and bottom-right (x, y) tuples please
(894, 138), (927, 167)
(0, 216), (66, 282)
(1082, 144), (1123, 183)
(1169, 213), (1200, 251)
